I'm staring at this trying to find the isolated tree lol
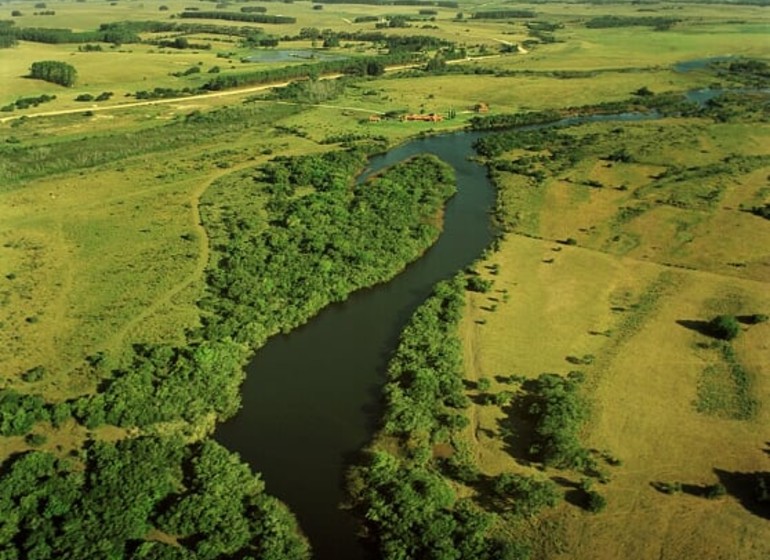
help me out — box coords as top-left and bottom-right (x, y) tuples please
(709, 314), (740, 340)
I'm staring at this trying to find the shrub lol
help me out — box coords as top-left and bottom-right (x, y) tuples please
(709, 314), (740, 340)
(705, 483), (726, 499)
(25, 433), (47, 446)
(745, 313), (768, 325)
(467, 276), (493, 293)
(585, 490), (606, 512)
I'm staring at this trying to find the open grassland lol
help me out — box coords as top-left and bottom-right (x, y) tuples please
(2, 0), (769, 117)
(461, 112), (770, 558)
(2, 0), (770, 557)
(0, 102), (314, 387)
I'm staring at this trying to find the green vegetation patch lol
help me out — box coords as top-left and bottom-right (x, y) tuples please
(29, 60), (77, 87)
(201, 150), (456, 348)
(382, 277), (469, 442)
(0, 103), (301, 187)
(585, 16), (679, 31)
(348, 278), (524, 559)
(0, 437), (309, 559)
(524, 372), (592, 470)
(696, 341), (758, 420)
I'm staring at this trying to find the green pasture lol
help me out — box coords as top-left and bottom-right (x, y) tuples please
(1, 2), (769, 557)
(461, 98), (770, 559)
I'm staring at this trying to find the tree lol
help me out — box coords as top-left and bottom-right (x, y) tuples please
(709, 314), (740, 340)
(585, 490), (607, 512)
(634, 86), (654, 97)
(365, 60), (384, 76)
(29, 60), (77, 86)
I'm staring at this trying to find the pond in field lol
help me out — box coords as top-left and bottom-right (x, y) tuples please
(244, 49), (349, 63)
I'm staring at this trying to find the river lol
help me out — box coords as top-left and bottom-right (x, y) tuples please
(214, 67), (753, 559)
(215, 131), (497, 560)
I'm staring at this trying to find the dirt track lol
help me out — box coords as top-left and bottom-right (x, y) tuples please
(0, 55), (505, 124)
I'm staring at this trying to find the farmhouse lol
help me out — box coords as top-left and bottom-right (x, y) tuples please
(401, 113), (444, 122)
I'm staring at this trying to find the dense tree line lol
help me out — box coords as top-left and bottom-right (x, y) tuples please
(9, 20), (166, 44)
(72, 341), (246, 429)
(201, 151), (456, 347)
(0, 20), (17, 47)
(346, 279), (524, 559)
(1, 20), (273, 45)
(525, 372), (591, 470)
(317, 0), (458, 6)
(471, 10), (536, 19)
(0, 437), (309, 559)
(469, 93), (702, 132)
(29, 60), (77, 86)
(287, 29), (449, 51)
(179, 11), (296, 24)
(347, 451), (515, 560)
(584, 15), (679, 30)
(1, 93), (55, 112)
(201, 52), (415, 91)
(469, 108), (563, 131)
(0, 103), (302, 186)
(382, 277), (469, 440)
(9, 26), (109, 44)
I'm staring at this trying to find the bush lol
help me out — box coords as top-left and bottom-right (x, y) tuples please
(585, 490), (606, 512)
(467, 275), (493, 293)
(744, 313), (768, 325)
(25, 433), (47, 446)
(709, 314), (740, 340)
(705, 483), (726, 499)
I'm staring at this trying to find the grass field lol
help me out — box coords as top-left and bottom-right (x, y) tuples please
(2, 0), (769, 557)
(460, 112), (770, 558)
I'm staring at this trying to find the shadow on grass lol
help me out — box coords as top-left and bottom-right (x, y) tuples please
(714, 469), (770, 519)
(676, 319), (716, 337)
(495, 380), (539, 467)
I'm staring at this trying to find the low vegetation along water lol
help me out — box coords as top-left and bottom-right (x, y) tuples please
(215, 80), (738, 559)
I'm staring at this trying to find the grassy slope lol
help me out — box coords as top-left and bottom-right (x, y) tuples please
(460, 113), (770, 558)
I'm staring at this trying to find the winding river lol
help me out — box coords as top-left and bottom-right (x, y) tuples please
(215, 69), (752, 559)
(215, 131), (497, 560)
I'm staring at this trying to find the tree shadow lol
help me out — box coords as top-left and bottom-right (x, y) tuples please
(564, 488), (588, 508)
(466, 473), (510, 514)
(737, 314), (768, 325)
(496, 381), (539, 466)
(714, 468), (770, 519)
(676, 319), (716, 337)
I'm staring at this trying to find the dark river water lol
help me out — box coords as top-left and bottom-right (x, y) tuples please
(215, 131), (497, 560)
(214, 60), (751, 558)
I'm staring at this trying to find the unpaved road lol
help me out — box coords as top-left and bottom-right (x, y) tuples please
(1, 55), (506, 124)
